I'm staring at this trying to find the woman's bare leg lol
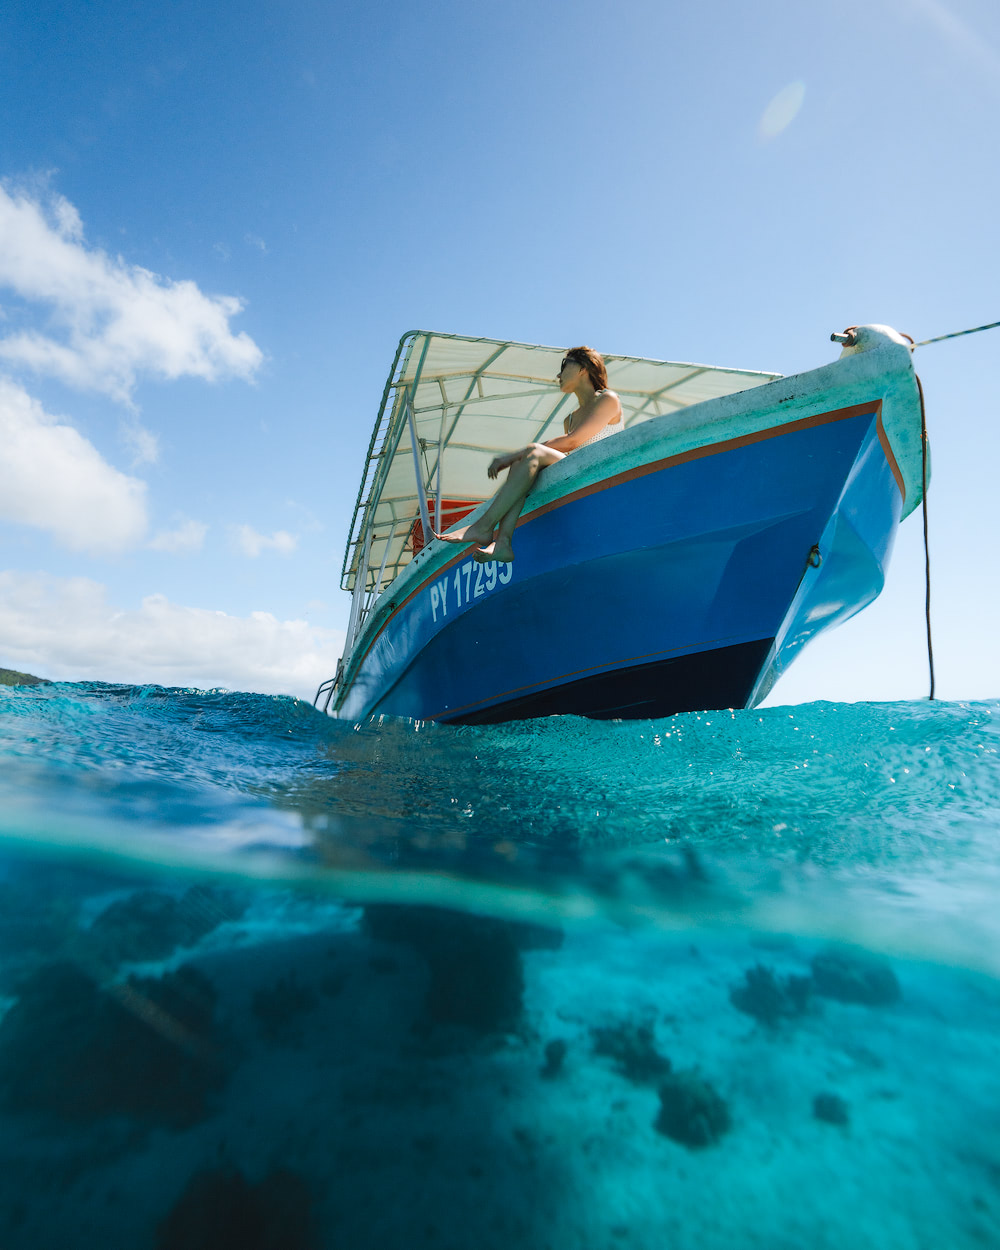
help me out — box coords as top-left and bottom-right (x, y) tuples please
(436, 457), (536, 545)
(461, 445), (564, 562)
(435, 518), (496, 546)
(473, 500), (520, 563)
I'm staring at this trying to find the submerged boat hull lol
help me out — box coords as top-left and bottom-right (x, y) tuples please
(331, 329), (922, 724)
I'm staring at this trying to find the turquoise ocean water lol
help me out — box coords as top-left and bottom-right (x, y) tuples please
(0, 681), (998, 1248)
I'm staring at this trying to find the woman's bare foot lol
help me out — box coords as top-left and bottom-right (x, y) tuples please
(434, 521), (494, 546)
(473, 537), (514, 564)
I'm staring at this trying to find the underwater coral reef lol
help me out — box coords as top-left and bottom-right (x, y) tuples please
(0, 867), (994, 1250)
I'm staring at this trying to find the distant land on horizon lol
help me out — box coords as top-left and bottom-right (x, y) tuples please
(0, 667), (46, 687)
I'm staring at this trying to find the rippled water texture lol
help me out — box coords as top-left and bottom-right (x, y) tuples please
(0, 683), (998, 1248)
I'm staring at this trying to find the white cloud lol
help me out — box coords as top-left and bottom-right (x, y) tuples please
(0, 376), (147, 553)
(232, 524), (298, 557)
(121, 419), (160, 466)
(0, 182), (264, 402)
(0, 571), (344, 700)
(148, 519), (208, 553)
(244, 233), (268, 254)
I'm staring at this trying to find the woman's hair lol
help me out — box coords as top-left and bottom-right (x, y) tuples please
(563, 346), (608, 392)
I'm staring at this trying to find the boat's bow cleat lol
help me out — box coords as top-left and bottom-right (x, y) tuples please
(832, 324), (915, 356)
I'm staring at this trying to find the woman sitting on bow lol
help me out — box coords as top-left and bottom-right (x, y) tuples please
(434, 345), (622, 563)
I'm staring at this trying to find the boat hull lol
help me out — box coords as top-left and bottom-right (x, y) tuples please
(442, 638), (775, 724)
(336, 398), (904, 723)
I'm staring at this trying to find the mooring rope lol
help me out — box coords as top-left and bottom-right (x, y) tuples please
(908, 320), (1000, 698)
(914, 318), (1000, 348)
(915, 374), (935, 701)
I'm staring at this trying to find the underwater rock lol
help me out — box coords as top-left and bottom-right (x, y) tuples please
(157, 1166), (317, 1250)
(0, 882), (78, 964)
(654, 1070), (731, 1148)
(511, 922), (564, 951)
(810, 948), (901, 1006)
(813, 1092), (850, 1126)
(0, 960), (227, 1125)
(592, 1020), (672, 1085)
(363, 905), (524, 1032)
(85, 885), (247, 966)
(730, 963), (813, 1028)
(251, 973), (318, 1045)
(0, 865), (150, 990)
(540, 1038), (568, 1079)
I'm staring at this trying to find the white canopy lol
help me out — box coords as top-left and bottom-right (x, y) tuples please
(342, 331), (781, 593)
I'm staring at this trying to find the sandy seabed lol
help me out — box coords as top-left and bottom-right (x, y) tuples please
(0, 885), (998, 1250)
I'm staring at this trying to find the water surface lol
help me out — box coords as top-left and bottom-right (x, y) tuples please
(0, 683), (997, 1248)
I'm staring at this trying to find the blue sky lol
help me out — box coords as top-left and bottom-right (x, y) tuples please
(0, 0), (997, 702)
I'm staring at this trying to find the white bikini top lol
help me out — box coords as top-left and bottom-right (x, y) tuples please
(571, 390), (624, 448)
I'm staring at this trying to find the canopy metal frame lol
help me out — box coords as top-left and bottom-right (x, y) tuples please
(338, 331), (780, 658)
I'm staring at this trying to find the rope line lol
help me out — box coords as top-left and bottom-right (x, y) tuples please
(915, 319), (1000, 347)
(916, 374), (935, 701)
(906, 317), (1000, 699)
(909, 317), (996, 694)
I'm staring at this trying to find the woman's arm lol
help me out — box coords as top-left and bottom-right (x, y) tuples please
(487, 448), (530, 480)
(486, 390), (621, 477)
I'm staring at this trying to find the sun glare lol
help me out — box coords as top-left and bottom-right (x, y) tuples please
(758, 80), (806, 140)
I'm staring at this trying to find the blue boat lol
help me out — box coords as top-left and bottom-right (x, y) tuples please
(318, 325), (926, 723)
